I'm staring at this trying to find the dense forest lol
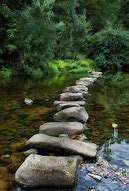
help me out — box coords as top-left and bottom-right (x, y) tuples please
(1, 0), (129, 77)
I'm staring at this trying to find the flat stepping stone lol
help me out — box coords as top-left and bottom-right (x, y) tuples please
(76, 80), (91, 86)
(15, 154), (77, 187)
(76, 78), (96, 87)
(60, 92), (84, 101)
(91, 71), (102, 77)
(54, 107), (89, 123)
(56, 103), (80, 111)
(80, 77), (96, 82)
(54, 101), (86, 106)
(39, 122), (84, 136)
(26, 134), (97, 157)
(63, 86), (88, 93)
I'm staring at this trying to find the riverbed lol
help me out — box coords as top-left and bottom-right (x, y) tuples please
(0, 72), (129, 191)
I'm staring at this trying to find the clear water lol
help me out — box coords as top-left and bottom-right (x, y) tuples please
(0, 72), (129, 191)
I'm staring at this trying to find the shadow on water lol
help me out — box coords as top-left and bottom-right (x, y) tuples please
(1, 72), (129, 190)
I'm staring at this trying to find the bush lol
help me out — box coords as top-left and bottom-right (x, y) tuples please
(92, 21), (129, 71)
(43, 58), (94, 74)
(32, 68), (43, 79)
(68, 58), (94, 74)
(0, 68), (12, 78)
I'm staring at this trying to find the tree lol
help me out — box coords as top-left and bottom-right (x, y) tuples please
(118, 0), (129, 29)
(53, 0), (92, 58)
(16, 0), (57, 72)
(78, 0), (121, 32)
(0, 4), (17, 66)
(92, 20), (129, 70)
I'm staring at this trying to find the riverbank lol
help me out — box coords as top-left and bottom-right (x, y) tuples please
(0, 58), (95, 79)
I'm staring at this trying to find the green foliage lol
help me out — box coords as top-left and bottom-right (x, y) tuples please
(43, 58), (94, 74)
(16, 0), (57, 69)
(32, 68), (43, 79)
(1, 0), (129, 73)
(0, 68), (12, 78)
(54, 0), (92, 58)
(44, 61), (60, 74)
(118, 0), (129, 29)
(92, 20), (129, 71)
(79, 0), (121, 32)
(68, 58), (94, 74)
(0, 3), (17, 65)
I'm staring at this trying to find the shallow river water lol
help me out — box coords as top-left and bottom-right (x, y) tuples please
(0, 72), (129, 191)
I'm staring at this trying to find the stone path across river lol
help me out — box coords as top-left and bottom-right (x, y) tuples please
(15, 71), (102, 188)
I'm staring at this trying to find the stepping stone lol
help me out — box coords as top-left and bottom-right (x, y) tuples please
(76, 80), (91, 86)
(91, 71), (102, 77)
(80, 77), (96, 82)
(54, 101), (86, 107)
(39, 122), (84, 136)
(15, 154), (77, 187)
(76, 77), (96, 87)
(54, 107), (89, 123)
(60, 92), (84, 101)
(63, 86), (88, 93)
(56, 103), (80, 111)
(26, 134), (97, 157)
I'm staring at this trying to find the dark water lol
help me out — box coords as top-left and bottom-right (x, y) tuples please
(0, 72), (129, 191)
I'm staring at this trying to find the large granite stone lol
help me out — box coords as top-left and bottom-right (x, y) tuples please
(15, 154), (77, 187)
(60, 93), (84, 101)
(54, 107), (89, 123)
(26, 134), (97, 157)
(90, 71), (102, 78)
(76, 80), (91, 86)
(56, 103), (80, 111)
(39, 122), (84, 136)
(63, 86), (88, 93)
(80, 77), (96, 82)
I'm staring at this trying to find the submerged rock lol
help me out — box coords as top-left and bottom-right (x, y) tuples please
(39, 122), (84, 136)
(26, 134), (97, 157)
(15, 154), (77, 187)
(60, 92), (84, 101)
(54, 100), (86, 107)
(54, 107), (89, 123)
(88, 173), (102, 181)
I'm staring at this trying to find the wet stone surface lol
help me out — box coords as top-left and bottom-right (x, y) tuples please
(16, 163), (129, 191)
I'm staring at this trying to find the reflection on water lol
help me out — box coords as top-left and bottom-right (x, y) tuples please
(1, 72), (129, 190)
(0, 74), (85, 191)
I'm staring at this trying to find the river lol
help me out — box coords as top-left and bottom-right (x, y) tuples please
(0, 72), (129, 191)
